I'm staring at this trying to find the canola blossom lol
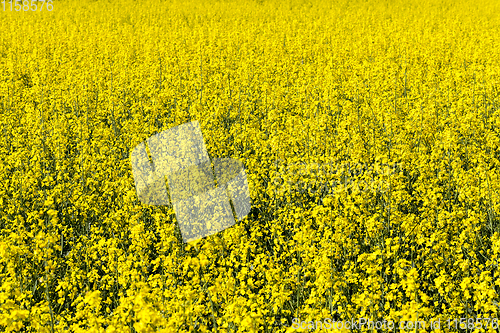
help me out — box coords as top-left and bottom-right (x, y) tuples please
(0, 0), (500, 332)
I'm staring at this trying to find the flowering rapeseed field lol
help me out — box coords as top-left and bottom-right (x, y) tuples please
(1, 0), (500, 331)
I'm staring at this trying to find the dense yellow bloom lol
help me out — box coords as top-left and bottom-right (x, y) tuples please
(0, 0), (500, 331)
